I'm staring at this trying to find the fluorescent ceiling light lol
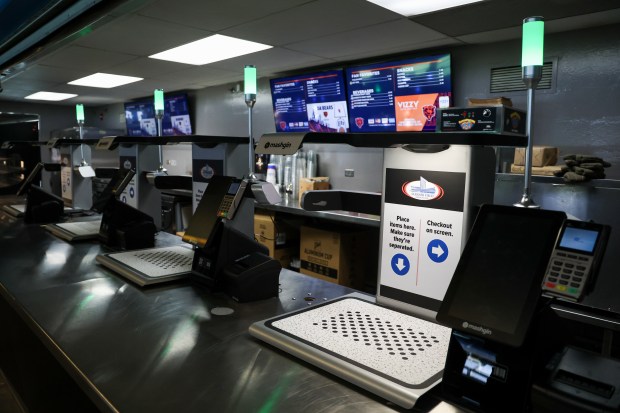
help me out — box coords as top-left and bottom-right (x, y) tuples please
(149, 34), (272, 65)
(366, 0), (484, 16)
(68, 73), (143, 88)
(25, 91), (77, 101)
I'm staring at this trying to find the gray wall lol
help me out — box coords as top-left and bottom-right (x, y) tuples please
(452, 23), (620, 177)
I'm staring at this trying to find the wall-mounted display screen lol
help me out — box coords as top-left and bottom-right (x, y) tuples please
(124, 93), (193, 137)
(346, 53), (452, 132)
(270, 70), (349, 133)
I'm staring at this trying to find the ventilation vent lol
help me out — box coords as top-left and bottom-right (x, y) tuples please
(490, 62), (553, 93)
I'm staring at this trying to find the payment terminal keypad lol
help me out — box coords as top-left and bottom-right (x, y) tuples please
(542, 252), (592, 300)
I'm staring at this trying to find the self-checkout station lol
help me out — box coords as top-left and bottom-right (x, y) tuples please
(251, 17), (618, 413)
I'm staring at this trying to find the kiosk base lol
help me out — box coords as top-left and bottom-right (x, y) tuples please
(250, 295), (451, 409)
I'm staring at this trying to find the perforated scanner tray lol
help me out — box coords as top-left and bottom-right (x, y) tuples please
(249, 293), (451, 409)
(96, 245), (194, 286)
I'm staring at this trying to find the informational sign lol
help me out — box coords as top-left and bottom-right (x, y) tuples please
(346, 54), (452, 133)
(380, 168), (465, 311)
(119, 155), (137, 208)
(191, 158), (223, 211)
(60, 155), (72, 203)
(270, 70), (349, 133)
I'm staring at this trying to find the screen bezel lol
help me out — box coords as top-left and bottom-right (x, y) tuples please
(436, 204), (566, 347)
(555, 220), (603, 256)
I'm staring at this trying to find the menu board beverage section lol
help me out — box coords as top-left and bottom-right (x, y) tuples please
(125, 93), (193, 137)
(346, 54), (452, 132)
(270, 70), (349, 133)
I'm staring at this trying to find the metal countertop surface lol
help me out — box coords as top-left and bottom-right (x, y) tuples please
(0, 215), (439, 413)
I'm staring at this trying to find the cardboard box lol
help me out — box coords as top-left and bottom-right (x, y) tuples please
(299, 177), (329, 203)
(437, 106), (526, 136)
(273, 246), (295, 269)
(299, 225), (368, 289)
(510, 164), (563, 176)
(254, 211), (299, 258)
(513, 146), (559, 167)
(467, 97), (513, 107)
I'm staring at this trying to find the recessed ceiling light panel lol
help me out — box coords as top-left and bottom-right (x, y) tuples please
(68, 73), (143, 88)
(149, 34), (272, 65)
(25, 91), (77, 101)
(366, 0), (484, 16)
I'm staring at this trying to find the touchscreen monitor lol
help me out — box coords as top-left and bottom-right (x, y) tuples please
(182, 175), (236, 248)
(436, 204), (566, 347)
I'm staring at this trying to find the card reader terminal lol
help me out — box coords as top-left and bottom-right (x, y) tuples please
(542, 220), (610, 302)
(217, 179), (247, 219)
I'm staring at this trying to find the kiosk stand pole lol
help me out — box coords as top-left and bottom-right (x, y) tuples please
(154, 89), (167, 174)
(244, 65), (257, 180)
(75, 104), (95, 178)
(515, 16), (544, 208)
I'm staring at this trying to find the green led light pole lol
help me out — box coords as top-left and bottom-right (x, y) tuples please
(75, 104), (95, 177)
(154, 89), (167, 174)
(244, 65), (257, 179)
(76, 104), (87, 165)
(515, 16), (544, 208)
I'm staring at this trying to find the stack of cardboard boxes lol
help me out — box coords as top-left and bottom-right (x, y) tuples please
(254, 211), (299, 269)
(298, 225), (373, 290)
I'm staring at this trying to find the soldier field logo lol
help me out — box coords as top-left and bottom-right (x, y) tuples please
(401, 176), (445, 201)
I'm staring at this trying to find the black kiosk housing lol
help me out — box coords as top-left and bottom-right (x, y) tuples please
(436, 204), (568, 413)
(24, 185), (65, 224)
(183, 175), (281, 302)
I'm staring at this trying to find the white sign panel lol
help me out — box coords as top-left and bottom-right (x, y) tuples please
(379, 168), (466, 311)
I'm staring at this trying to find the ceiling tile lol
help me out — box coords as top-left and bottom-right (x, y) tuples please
(410, 0), (620, 37)
(138, 0), (317, 32)
(208, 47), (330, 73)
(36, 46), (138, 71)
(73, 15), (212, 56)
(286, 19), (448, 59)
(12, 64), (89, 83)
(106, 57), (193, 78)
(221, 0), (402, 46)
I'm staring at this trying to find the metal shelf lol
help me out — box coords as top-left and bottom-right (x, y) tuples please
(95, 135), (248, 150)
(257, 131), (527, 154)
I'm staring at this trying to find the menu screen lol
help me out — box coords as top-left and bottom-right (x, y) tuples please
(346, 54), (452, 132)
(270, 70), (349, 133)
(125, 93), (192, 137)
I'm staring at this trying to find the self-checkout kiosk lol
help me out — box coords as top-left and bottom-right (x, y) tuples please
(250, 131), (514, 409)
(115, 143), (162, 228)
(436, 204), (615, 413)
(49, 121), (122, 210)
(251, 132), (618, 413)
(96, 174), (281, 302)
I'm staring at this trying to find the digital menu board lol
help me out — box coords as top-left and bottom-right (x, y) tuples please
(125, 93), (193, 137)
(270, 70), (349, 133)
(346, 54), (452, 132)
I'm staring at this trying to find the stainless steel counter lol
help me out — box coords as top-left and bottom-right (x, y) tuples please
(0, 218), (430, 413)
